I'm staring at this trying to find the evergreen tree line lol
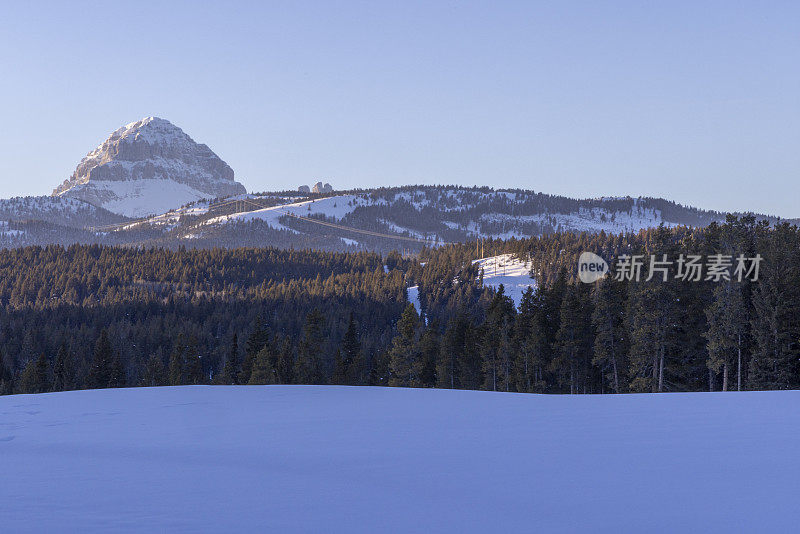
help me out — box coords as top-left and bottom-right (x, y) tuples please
(1, 216), (798, 395)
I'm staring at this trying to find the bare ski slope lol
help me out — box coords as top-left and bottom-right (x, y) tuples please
(2, 386), (798, 532)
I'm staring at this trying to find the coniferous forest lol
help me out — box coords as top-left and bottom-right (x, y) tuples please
(1, 215), (798, 396)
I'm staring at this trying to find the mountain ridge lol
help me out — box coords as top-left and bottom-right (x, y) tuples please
(2, 185), (795, 251)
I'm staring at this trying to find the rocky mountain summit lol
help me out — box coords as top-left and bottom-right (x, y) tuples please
(53, 117), (246, 217)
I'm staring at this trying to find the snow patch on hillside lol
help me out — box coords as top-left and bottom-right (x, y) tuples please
(407, 285), (422, 316)
(473, 254), (536, 307)
(0, 220), (24, 236)
(0, 196), (97, 216)
(480, 206), (675, 235)
(67, 179), (213, 218)
(380, 220), (440, 242)
(203, 195), (362, 230)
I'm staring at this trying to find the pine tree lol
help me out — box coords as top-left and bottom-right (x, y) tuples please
(221, 333), (240, 385)
(459, 318), (484, 389)
(348, 348), (368, 386)
(19, 330), (37, 372)
(627, 226), (679, 393)
(437, 314), (464, 389)
(481, 285), (516, 391)
(339, 312), (362, 385)
(369, 350), (390, 386)
(19, 352), (50, 394)
(414, 326), (439, 387)
(87, 330), (115, 389)
(168, 339), (185, 386)
(184, 336), (204, 385)
(108, 349), (125, 388)
(703, 216), (751, 391)
(274, 334), (294, 384)
(249, 344), (276, 385)
(332, 349), (347, 385)
(241, 317), (269, 384)
(0, 350), (13, 395)
(705, 280), (745, 391)
(497, 319), (515, 392)
(52, 343), (74, 391)
(592, 276), (627, 393)
(551, 284), (592, 394)
(142, 354), (166, 387)
(294, 309), (326, 384)
(534, 268), (569, 390)
(748, 223), (800, 389)
(513, 287), (548, 393)
(513, 287), (536, 392)
(388, 303), (420, 386)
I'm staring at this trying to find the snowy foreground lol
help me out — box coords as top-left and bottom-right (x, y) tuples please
(2, 387), (799, 532)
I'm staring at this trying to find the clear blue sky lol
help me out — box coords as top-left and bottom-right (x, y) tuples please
(1, 1), (797, 217)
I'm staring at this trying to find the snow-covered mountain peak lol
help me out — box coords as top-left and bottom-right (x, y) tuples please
(52, 117), (246, 217)
(103, 116), (189, 146)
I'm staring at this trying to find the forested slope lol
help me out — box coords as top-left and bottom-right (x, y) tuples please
(2, 216), (798, 395)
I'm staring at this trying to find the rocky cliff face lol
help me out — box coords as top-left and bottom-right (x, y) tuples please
(53, 117), (246, 217)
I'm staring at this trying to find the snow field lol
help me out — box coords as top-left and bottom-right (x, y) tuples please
(203, 194), (363, 232)
(2, 386), (798, 532)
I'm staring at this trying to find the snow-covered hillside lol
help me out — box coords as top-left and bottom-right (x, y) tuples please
(0, 196), (125, 227)
(204, 194), (363, 231)
(0, 220), (24, 237)
(2, 386), (798, 532)
(200, 190), (681, 239)
(53, 117), (246, 217)
(74, 178), (214, 218)
(190, 189), (701, 250)
(2, 185), (785, 250)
